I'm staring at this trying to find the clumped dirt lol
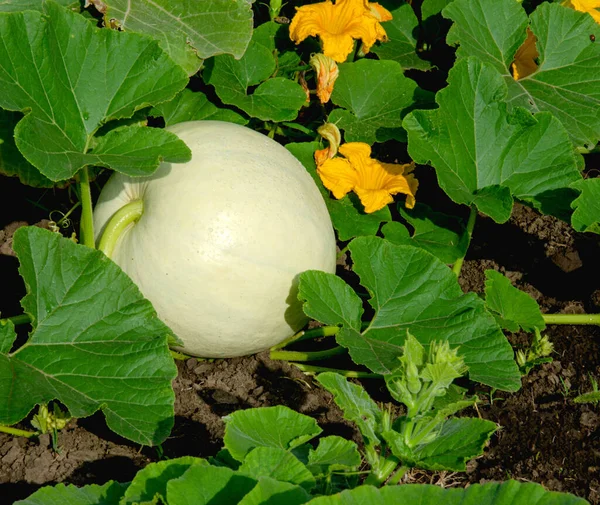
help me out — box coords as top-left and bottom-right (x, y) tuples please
(1, 174), (600, 504)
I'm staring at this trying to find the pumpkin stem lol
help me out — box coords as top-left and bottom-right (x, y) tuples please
(97, 200), (144, 258)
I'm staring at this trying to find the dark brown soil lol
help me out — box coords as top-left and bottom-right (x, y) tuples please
(2, 172), (600, 503)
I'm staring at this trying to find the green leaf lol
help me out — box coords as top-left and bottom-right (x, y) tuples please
(384, 417), (497, 471)
(315, 372), (383, 445)
(0, 2), (190, 181)
(14, 481), (127, 505)
(286, 142), (391, 240)
(306, 480), (589, 504)
(238, 477), (312, 505)
(149, 89), (247, 127)
(371, 2), (431, 71)
(484, 270), (545, 333)
(0, 0), (78, 12)
(0, 227), (177, 446)
(403, 57), (582, 223)
(329, 59), (419, 144)
(121, 457), (207, 505)
(204, 29), (306, 122)
(302, 237), (520, 391)
(571, 179), (600, 234)
(307, 436), (361, 473)
(0, 109), (56, 187)
(444, 0), (600, 149)
(298, 271), (363, 332)
(223, 406), (322, 462)
(240, 447), (316, 492)
(166, 465), (257, 505)
(381, 203), (468, 264)
(98, 0), (254, 75)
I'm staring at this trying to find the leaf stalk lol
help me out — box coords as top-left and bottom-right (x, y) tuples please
(452, 205), (477, 277)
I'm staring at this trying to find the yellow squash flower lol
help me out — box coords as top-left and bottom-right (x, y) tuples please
(566, 0), (600, 23)
(310, 53), (339, 104)
(511, 28), (538, 80)
(316, 142), (418, 213)
(289, 0), (392, 63)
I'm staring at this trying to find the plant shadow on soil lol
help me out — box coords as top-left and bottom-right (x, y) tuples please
(1, 169), (600, 503)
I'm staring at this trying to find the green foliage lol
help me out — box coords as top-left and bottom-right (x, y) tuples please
(484, 270), (546, 333)
(0, 1), (190, 182)
(444, 0), (600, 149)
(299, 237), (521, 391)
(98, 0), (254, 75)
(571, 179), (600, 234)
(0, 227), (177, 446)
(404, 57), (582, 223)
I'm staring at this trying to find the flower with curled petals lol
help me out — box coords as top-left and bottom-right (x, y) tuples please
(316, 142), (418, 213)
(310, 53), (339, 103)
(289, 0), (392, 63)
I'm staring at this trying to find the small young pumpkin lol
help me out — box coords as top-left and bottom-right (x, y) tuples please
(93, 120), (337, 358)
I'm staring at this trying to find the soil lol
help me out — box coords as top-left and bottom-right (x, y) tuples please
(1, 171), (600, 504)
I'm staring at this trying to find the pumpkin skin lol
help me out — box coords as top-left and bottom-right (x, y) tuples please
(93, 120), (337, 357)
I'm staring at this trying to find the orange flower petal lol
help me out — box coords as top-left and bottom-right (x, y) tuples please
(569, 0), (600, 23)
(318, 142), (418, 213)
(289, 0), (390, 62)
(317, 157), (358, 199)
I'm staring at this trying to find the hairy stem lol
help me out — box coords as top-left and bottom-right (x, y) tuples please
(543, 313), (600, 326)
(0, 425), (38, 438)
(270, 345), (346, 362)
(77, 167), (95, 249)
(452, 205), (477, 277)
(290, 363), (382, 378)
(0, 314), (31, 326)
(97, 200), (144, 258)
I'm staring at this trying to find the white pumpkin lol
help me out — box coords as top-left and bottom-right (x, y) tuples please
(93, 120), (337, 357)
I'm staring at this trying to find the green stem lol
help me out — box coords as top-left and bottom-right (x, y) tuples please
(97, 200), (144, 258)
(452, 205), (477, 277)
(77, 167), (95, 249)
(290, 363), (382, 378)
(387, 465), (409, 486)
(0, 425), (38, 438)
(270, 345), (346, 362)
(170, 350), (190, 360)
(270, 326), (339, 351)
(543, 313), (600, 326)
(364, 456), (401, 487)
(1, 314), (31, 326)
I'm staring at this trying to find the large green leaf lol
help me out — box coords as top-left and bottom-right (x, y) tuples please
(0, 109), (56, 187)
(307, 436), (361, 472)
(14, 481), (127, 505)
(149, 89), (247, 127)
(306, 480), (589, 504)
(240, 447), (316, 492)
(0, 0), (77, 12)
(381, 203), (468, 264)
(329, 59), (419, 144)
(0, 2), (190, 182)
(299, 237), (521, 391)
(444, 0), (600, 149)
(166, 465), (257, 505)
(0, 227), (177, 446)
(97, 0), (254, 75)
(403, 57), (582, 223)
(121, 457), (207, 505)
(484, 270), (545, 333)
(204, 27), (306, 122)
(286, 142), (391, 240)
(371, 2), (431, 71)
(223, 406), (322, 462)
(570, 178), (600, 234)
